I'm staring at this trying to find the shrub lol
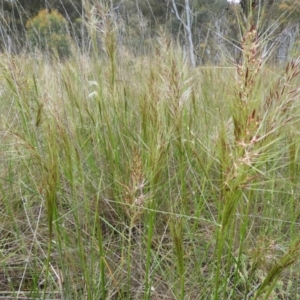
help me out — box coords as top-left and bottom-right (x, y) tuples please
(26, 9), (72, 59)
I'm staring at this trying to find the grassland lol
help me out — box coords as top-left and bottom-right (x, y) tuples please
(1, 21), (300, 300)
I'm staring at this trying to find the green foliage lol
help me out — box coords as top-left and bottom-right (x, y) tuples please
(2, 2), (300, 300)
(26, 9), (72, 58)
(1, 23), (300, 298)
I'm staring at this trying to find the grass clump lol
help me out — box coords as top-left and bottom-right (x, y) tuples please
(1, 4), (300, 300)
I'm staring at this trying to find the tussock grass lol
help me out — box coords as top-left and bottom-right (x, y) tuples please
(1, 6), (300, 300)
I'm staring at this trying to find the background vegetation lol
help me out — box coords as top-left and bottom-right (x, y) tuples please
(1, 0), (300, 299)
(1, 0), (300, 62)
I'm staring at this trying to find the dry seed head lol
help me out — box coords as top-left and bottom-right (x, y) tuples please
(249, 236), (280, 273)
(121, 148), (147, 221)
(134, 194), (146, 207)
(234, 26), (262, 143)
(131, 148), (144, 191)
(264, 58), (300, 130)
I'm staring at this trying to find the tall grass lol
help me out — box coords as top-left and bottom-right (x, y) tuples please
(1, 3), (300, 300)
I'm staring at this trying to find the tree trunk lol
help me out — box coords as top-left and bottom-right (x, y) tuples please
(184, 0), (196, 67)
(171, 0), (196, 67)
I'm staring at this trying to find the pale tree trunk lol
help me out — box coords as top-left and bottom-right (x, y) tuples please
(171, 0), (196, 67)
(277, 25), (299, 63)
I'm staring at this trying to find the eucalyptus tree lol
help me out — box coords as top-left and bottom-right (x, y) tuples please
(170, 0), (196, 66)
